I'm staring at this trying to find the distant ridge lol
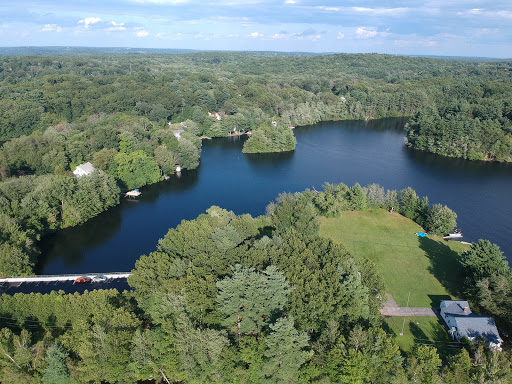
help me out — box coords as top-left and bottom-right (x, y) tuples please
(0, 46), (327, 57)
(0, 46), (200, 56)
(0, 46), (507, 61)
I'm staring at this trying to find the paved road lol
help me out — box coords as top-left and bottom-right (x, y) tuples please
(0, 277), (132, 296)
(380, 294), (437, 317)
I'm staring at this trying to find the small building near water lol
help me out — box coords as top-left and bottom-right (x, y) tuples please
(125, 189), (141, 198)
(440, 300), (503, 351)
(73, 162), (95, 178)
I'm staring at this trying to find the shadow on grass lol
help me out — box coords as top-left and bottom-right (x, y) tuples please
(410, 318), (459, 360)
(409, 321), (429, 341)
(418, 237), (463, 300)
(382, 320), (396, 337)
(428, 294), (452, 308)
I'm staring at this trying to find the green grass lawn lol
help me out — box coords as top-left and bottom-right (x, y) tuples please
(384, 316), (460, 358)
(319, 209), (469, 307)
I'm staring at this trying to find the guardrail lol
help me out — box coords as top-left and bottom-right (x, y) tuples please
(0, 272), (131, 283)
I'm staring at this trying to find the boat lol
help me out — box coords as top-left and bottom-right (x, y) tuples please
(125, 189), (141, 198)
(443, 229), (462, 240)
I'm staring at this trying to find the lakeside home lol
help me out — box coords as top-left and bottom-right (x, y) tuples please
(73, 162), (95, 178)
(440, 300), (503, 351)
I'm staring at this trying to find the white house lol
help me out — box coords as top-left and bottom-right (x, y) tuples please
(172, 129), (185, 140)
(73, 162), (95, 178)
(440, 300), (503, 351)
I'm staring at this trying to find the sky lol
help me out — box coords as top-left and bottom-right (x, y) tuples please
(1, 0), (511, 58)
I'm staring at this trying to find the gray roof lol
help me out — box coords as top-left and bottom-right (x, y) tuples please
(454, 315), (502, 344)
(77, 162), (95, 173)
(441, 300), (472, 316)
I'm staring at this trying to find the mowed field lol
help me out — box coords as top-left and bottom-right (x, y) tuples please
(384, 316), (458, 356)
(319, 209), (469, 307)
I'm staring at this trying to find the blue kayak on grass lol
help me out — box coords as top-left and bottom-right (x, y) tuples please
(416, 232), (427, 237)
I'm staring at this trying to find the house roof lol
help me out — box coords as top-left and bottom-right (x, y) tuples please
(440, 300), (472, 316)
(454, 315), (502, 344)
(76, 162), (95, 174)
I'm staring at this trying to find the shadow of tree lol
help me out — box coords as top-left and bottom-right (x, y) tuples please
(381, 320), (396, 337)
(418, 237), (463, 300)
(428, 294), (452, 308)
(409, 321), (428, 341)
(410, 319), (459, 360)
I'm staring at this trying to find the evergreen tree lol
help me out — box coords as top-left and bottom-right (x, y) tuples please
(460, 239), (511, 290)
(261, 316), (312, 384)
(42, 344), (74, 384)
(347, 183), (368, 211)
(216, 264), (291, 336)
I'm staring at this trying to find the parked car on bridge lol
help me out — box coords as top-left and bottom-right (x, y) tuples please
(92, 275), (108, 282)
(75, 276), (91, 283)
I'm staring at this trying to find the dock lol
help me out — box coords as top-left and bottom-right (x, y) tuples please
(125, 189), (141, 198)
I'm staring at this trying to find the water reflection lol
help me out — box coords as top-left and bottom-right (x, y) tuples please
(37, 204), (123, 272)
(403, 146), (512, 177)
(245, 150), (295, 169)
(138, 167), (201, 204)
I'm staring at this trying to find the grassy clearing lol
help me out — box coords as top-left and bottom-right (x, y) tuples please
(319, 209), (469, 307)
(384, 316), (460, 358)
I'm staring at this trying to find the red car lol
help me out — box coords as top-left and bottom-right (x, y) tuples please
(75, 276), (91, 283)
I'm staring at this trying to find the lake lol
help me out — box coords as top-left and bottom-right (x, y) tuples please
(39, 118), (512, 274)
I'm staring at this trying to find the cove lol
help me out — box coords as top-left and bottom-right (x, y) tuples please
(38, 118), (512, 274)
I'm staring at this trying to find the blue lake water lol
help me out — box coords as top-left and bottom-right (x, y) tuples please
(39, 118), (512, 274)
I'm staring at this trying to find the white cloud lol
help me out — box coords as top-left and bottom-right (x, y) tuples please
(457, 8), (512, 19)
(106, 21), (126, 31)
(42, 24), (62, 32)
(317, 6), (340, 12)
(337, 32), (345, 40)
(131, 0), (189, 3)
(250, 31), (263, 38)
(285, 0), (296, 3)
(136, 30), (149, 37)
(272, 33), (286, 39)
(352, 7), (408, 16)
(78, 17), (102, 28)
(355, 27), (389, 39)
(356, 27), (377, 38)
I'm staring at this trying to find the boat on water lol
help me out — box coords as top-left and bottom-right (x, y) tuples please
(443, 229), (462, 240)
(125, 189), (141, 198)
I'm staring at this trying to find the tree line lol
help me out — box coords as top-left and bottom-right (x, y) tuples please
(1, 52), (510, 155)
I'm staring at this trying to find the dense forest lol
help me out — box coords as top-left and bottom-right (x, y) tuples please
(0, 51), (511, 275)
(0, 183), (510, 383)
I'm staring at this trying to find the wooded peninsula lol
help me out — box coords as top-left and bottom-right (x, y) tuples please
(0, 182), (511, 383)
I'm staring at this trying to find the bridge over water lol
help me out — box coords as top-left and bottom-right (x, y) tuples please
(0, 272), (133, 295)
